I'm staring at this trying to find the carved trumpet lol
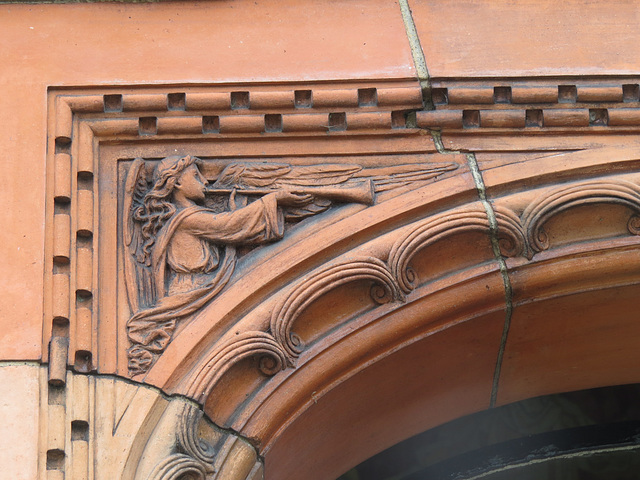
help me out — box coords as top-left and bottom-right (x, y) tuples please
(205, 180), (375, 205)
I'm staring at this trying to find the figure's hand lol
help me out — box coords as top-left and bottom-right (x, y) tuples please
(275, 190), (313, 207)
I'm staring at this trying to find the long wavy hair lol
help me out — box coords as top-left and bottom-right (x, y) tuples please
(133, 155), (196, 265)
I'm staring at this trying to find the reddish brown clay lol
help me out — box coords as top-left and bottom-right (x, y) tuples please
(3, 1), (640, 479)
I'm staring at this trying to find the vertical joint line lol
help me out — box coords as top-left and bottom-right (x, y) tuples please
(430, 130), (446, 153)
(466, 154), (513, 408)
(398, 0), (433, 109)
(425, 129), (462, 155)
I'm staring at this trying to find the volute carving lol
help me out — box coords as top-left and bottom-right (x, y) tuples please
(136, 400), (261, 480)
(522, 179), (640, 255)
(389, 203), (527, 293)
(122, 155), (458, 375)
(270, 257), (405, 360)
(186, 331), (291, 402)
(176, 403), (217, 467)
(148, 454), (207, 480)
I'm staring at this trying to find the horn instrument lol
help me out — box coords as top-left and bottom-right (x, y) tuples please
(205, 180), (375, 205)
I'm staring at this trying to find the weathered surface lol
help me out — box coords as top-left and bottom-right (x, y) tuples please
(3, 1), (640, 479)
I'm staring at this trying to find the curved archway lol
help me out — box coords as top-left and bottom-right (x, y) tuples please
(136, 147), (640, 478)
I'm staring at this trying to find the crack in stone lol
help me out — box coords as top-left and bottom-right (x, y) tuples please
(430, 129), (458, 154)
(422, 128), (514, 407)
(398, 0), (433, 109)
(0, 360), (41, 367)
(465, 153), (514, 408)
(29, 364), (266, 459)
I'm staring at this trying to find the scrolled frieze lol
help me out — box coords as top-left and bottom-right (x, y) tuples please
(522, 179), (640, 254)
(270, 257), (405, 360)
(495, 206), (529, 259)
(389, 203), (526, 293)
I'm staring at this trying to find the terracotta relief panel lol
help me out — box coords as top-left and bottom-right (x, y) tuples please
(123, 154), (457, 375)
(43, 81), (469, 388)
(45, 77), (640, 397)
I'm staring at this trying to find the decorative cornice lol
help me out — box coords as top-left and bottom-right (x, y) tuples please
(420, 79), (640, 131)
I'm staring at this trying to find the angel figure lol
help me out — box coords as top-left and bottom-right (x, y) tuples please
(124, 155), (313, 375)
(124, 154), (458, 375)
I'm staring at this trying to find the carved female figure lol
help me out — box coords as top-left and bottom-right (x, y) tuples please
(124, 155), (310, 375)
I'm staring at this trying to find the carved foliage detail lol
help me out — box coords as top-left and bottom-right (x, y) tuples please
(389, 203), (527, 293)
(270, 257), (405, 360)
(522, 179), (640, 254)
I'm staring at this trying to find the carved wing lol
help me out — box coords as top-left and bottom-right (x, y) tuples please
(213, 161), (457, 193)
(211, 162), (362, 189)
(211, 163), (292, 189)
(353, 162), (459, 192)
(272, 164), (363, 187)
(209, 160), (458, 220)
(211, 162), (364, 220)
(123, 158), (155, 312)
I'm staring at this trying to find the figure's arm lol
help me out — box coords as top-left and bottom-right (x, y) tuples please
(181, 193), (310, 244)
(273, 190), (313, 207)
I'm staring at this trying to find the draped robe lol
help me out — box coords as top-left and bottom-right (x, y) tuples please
(127, 194), (283, 361)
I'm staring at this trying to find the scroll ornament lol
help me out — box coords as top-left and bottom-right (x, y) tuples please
(185, 331), (292, 402)
(389, 203), (527, 293)
(143, 402), (254, 480)
(522, 179), (640, 255)
(148, 455), (207, 480)
(270, 257), (405, 361)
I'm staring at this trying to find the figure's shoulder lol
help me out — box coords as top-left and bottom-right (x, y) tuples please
(177, 205), (214, 220)
(156, 205), (209, 232)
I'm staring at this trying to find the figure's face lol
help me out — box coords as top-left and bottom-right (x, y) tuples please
(176, 164), (208, 202)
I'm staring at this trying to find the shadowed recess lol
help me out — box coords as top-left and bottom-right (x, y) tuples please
(340, 383), (640, 480)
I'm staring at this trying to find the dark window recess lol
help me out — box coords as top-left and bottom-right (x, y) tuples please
(339, 384), (640, 480)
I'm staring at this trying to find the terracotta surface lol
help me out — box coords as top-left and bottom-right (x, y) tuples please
(263, 311), (506, 480)
(3, 1), (414, 85)
(0, 0), (415, 361)
(412, 0), (640, 78)
(499, 282), (640, 405)
(3, 1), (640, 479)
